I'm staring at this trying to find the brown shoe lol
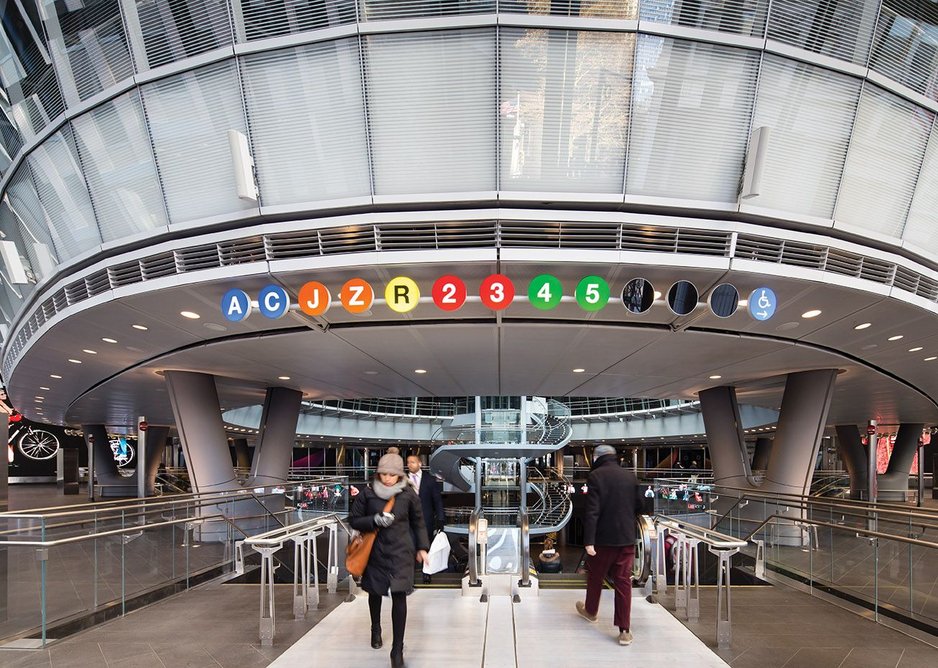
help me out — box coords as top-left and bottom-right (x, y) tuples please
(575, 601), (597, 623)
(618, 630), (633, 646)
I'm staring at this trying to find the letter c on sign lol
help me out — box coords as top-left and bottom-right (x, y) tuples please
(258, 285), (290, 319)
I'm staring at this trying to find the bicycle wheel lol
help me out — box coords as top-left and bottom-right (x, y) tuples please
(115, 442), (135, 467)
(18, 429), (61, 460)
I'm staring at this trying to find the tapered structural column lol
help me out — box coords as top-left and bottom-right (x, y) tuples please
(143, 426), (169, 496)
(233, 438), (251, 469)
(763, 369), (837, 497)
(834, 425), (868, 500)
(250, 387), (302, 486)
(164, 371), (239, 493)
(878, 423), (924, 501)
(82, 424), (122, 482)
(751, 437), (773, 471)
(699, 386), (752, 490)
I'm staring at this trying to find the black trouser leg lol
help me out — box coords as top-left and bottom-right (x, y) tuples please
(390, 591), (407, 653)
(368, 592), (382, 627)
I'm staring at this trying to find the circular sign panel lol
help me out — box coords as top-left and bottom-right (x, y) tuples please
(298, 281), (331, 316)
(621, 278), (655, 314)
(341, 278), (374, 314)
(528, 274), (563, 310)
(384, 276), (420, 313)
(480, 274), (515, 310)
(709, 283), (739, 318)
(432, 275), (467, 311)
(575, 276), (610, 312)
(221, 288), (252, 322)
(667, 281), (698, 316)
(747, 287), (777, 321)
(258, 285), (290, 319)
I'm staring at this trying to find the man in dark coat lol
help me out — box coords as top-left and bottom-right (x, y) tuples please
(576, 444), (645, 646)
(406, 454), (444, 583)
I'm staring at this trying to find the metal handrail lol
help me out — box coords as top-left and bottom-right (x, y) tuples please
(244, 513), (343, 548)
(519, 511), (530, 587)
(744, 515), (938, 550)
(0, 513), (231, 547)
(654, 517), (747, 550)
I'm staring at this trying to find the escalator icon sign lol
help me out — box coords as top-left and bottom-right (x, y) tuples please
(747, 287), (777, 321)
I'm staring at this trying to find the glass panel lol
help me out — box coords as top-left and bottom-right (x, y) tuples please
(903, 127), (938, 250)
(360, 0), (496, 21)
(71, 91), (167, 242)
(238, 0), (357, 41)
(627, 36), (758, 202)
(766, 0), (879, 66)
(365, 29), (496, 195)
(0, 516), (44, 642)
(242, 39), (371, 207)
(0, 95), (24, 175)
(3, 167), (58, 288)
(745, 55), (861, 219)
(499, 28), (631, 194)
(136, 0), (234, 70)
(142, 60), (255, 224)
(639, 0), (767, 37)
(836, 86), (933, 238)
(870, 0), (938, 98)
(501, 0), (633, 19)
(50, 0), (135, 102)
(26, 127), (102, 260)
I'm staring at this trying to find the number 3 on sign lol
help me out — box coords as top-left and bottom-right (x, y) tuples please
(480, 274), (515, 310)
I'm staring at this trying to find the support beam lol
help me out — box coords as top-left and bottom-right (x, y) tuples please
(878, 423), (924, 501)
(699, 386), (751, 489)
(164, 371), (239, 493)
(143, 426), (169, 496)
(233, 438), (251, 469)
(834, 425), (868, 500)
(81, 425), (121, 482)
(751, 437), (773, 471)
(250, 387), (302, 486)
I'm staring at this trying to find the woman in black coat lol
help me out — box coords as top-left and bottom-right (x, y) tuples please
(349, 452), (429, 668)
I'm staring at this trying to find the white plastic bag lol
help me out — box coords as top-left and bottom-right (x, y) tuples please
(422, 531), (451, 574)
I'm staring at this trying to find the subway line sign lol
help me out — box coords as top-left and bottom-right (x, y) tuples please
(222, 276), (773, 322)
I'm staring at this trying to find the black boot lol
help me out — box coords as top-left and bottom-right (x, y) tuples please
(390, 647), (405, 668)
(371, 626), (382, 649)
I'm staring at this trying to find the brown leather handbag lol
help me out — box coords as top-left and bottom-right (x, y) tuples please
(346, 496), (395, 577)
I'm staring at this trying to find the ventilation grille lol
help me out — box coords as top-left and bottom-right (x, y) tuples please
(6, 221), (938, 379)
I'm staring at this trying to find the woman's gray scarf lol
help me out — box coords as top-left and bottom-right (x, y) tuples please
(373, 479), (406, 500)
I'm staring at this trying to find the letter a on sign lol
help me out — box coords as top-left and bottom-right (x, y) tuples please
(341, 278), (374, 314)
(299, 281), (331, 316)
(222, 288), (252, 322)
(385, 276), (419, 313)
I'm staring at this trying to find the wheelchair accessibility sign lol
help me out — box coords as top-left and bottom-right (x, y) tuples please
(747, 287), (777, 321)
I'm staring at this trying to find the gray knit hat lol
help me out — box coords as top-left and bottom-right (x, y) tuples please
(376, 452), (405, 476)
(593, 444), (616, 462)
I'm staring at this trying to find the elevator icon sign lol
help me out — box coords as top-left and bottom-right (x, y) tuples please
(748, 287), (777, 321)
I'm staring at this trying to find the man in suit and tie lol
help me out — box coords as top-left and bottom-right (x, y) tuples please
(407, 454), (444, 583)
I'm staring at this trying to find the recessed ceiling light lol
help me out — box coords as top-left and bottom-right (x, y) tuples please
(925, 357), (937, 362)
(888, 335), (903, 341)
(102, 337), (117, 343)
(572, 368), (585, 373)
(180, 311), (200, 319)
(364, 371), (379, 375)
(653, 291), (662, 300)
(854, 323), (871, 330)
(82, 349), (97, 354)
(132, 324), (148, 331)
(801, 309), (822, 318)
(67, 359), (82, 364)
(909, 347), (924, 352)
(50, 374), (62, 379)
(278, 376), (291, 380)
(414, 369), (427, 374)
(35, 398), (43, 403)
(709, 375), (722, 379)
(39, 386), (50, 391)
(204, 322), (227, 332)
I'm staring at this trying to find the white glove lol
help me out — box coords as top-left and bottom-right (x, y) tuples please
(373, 512), (395, 528)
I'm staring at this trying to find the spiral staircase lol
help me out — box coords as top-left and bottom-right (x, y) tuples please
(428, 397), (573, 536)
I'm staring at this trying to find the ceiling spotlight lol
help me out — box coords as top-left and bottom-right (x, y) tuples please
(132, 324), (148, 331)
(653, 291), (662, 300)
(909, 347), (924, 352)
(180, 311), (200, 319)
(102, 337), (117, 343)
(39, 386), (50, 391)
(709, 375), (722, 379)
(801, 309), (822, 318)
(414, 369), (427, 374)
(888, 335), (903, 341)
(853, 323), (871, 330)
(82, 349), (97, 354)
(925, 357), (937, 362)
(572, 368), (586, 373)
(67, 359), (82, 364)
(278, 376), (291, 380)
(50, 374), (62, 379)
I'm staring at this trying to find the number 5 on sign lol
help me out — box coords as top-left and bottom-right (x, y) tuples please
(575, 276), (610, 312)
(432, 275), (467, 311)
(480, 274), (515, 310)
(528, 274), (563, 310)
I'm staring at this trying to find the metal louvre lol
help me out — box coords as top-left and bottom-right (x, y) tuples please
(870, 0), (938, 98)
(620, 226), (680, 253)
(174, 245), (222, 273)
(825, 247), (864, 278)
(500, 222), (562, 247)
(318, 226), (377, 254)
(64, 281), (88, 305)
(85, 270), (111, 296)
(779, 241), (825, 269)
(893, 266), (920, 294)
(638, 0), (768, 37)
(51, 289), (68, 313)
(434, 221), (497, 247)
(141, 253), (177, 280)
(917, 276), (938, 301)
(360, 0), (495, 21)
(108, 261), (143, 288)
(501, 0), (630, 19)
(766, 0), (878, 66)
(733, 235), (782, 262)
(674, 229), (730, 255)
(136, 0), (234, 70)
(265, 231), (322, 259)
(858, 257), (895, 285)
(238, 0), (357, 42)
(219, 238), (266, 265)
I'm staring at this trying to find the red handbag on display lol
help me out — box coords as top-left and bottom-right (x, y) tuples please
(346, 496), (394, 577)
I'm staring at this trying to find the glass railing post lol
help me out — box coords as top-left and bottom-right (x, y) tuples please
(121, 510), (126, 616)
(40, 519), (47, 647)
(873, 537), (879, 622)
(93, 512), (99, 609)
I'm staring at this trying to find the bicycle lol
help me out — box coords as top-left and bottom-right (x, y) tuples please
(8, 413), (61, 461)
